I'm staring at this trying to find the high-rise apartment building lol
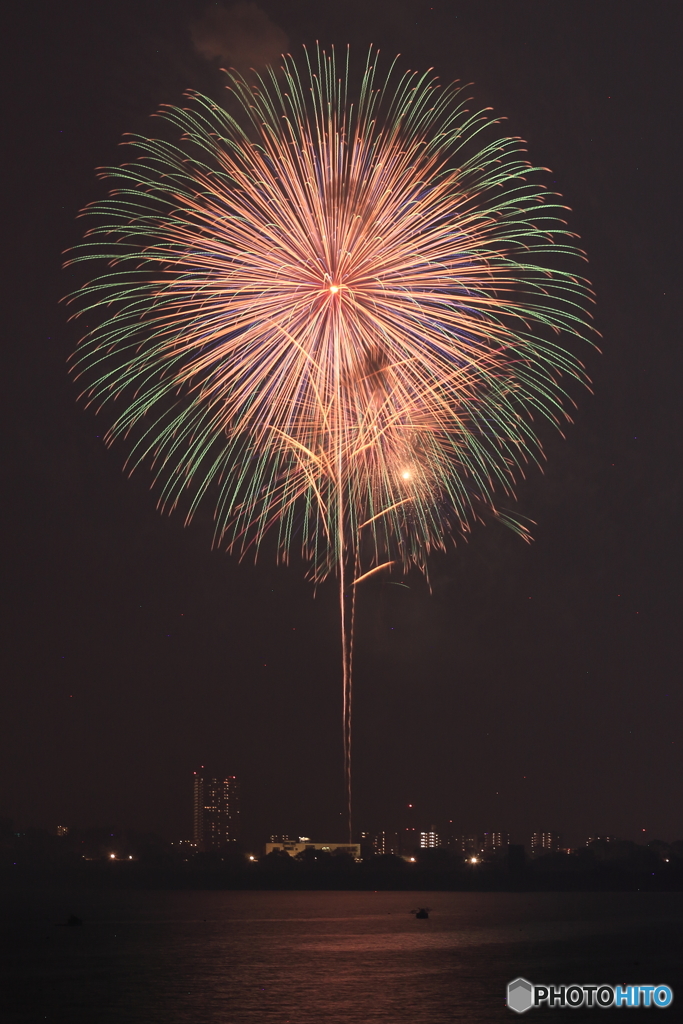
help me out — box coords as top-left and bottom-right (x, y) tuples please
(360, 831), (401, 856)
(531, 831), (561, 855)
(193, 769), (240, 851)
(459, 834), (481, 856)
(482, 832), (510, 855)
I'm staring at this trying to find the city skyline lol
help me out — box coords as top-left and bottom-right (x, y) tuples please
(4, 768), (678, 854)
(3, 762), (679, 856)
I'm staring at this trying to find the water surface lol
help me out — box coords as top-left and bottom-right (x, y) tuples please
(2, 889), (681, 1021)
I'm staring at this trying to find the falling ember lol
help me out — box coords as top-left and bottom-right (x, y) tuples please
(66, 46), (595, 843)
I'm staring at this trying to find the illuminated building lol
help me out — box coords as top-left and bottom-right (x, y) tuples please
(531, 831), (561, 854)
(193, 769), (240, 851)
(439, 833), (508, 857)
(56, 825), (69, 837)
(459, 835), (481, 856)
(420, 831), (439, 848)
(438, 823), (461, 852)
(400, 800), (420, 855)
(482, 832), (509, 855)
(265, 840), (361, 859)
(172, 839), (198, 860)
(375, 831), (400, 855)
(437, 829), (478, 854)
(402, 827), (419, 855)
(360, 831), (400, 856)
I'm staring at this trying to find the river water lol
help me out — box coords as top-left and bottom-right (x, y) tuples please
(2, 888), (681, 1021)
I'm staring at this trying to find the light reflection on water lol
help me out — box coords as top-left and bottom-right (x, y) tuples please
(2, 890), (682, 1023)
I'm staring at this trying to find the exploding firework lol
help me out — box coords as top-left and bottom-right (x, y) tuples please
(66, 47), (594, 839)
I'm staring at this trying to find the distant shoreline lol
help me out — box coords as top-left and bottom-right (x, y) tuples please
(3, 861), (683, 893)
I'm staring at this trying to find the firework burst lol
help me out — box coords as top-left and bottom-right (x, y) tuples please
(66, 47), (595, 838)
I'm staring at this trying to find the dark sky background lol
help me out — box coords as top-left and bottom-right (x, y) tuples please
(2, 0), (681, 850)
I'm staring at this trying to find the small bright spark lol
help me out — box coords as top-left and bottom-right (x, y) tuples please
(329, 284), (339, 293)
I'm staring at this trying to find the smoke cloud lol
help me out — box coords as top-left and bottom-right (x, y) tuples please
(191, 3), (288, 74)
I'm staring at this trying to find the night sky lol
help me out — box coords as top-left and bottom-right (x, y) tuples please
(2, 0), (681, 850)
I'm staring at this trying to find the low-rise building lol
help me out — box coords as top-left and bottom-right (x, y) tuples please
(265, 839), (361, 859)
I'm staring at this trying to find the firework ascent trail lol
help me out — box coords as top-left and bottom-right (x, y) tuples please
(67, 47), (595, 842)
